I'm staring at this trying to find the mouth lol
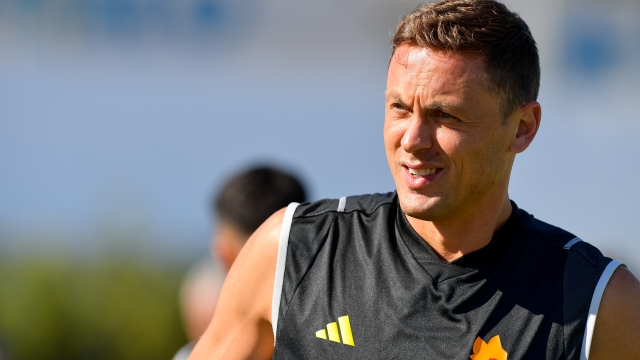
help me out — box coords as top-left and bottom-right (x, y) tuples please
(407, 168), (439, 177)
(402, 165), (443, 188)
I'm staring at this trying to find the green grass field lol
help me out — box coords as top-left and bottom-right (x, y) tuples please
(0, 255), (189, 360)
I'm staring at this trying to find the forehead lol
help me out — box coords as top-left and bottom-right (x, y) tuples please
(387, 45), (488, 101)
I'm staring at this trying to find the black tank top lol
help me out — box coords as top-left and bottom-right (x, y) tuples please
(271, 192), (623, 359)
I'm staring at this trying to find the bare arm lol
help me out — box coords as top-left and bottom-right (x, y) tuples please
(189, 208), (286, 360)
(590, 266), (640, 359)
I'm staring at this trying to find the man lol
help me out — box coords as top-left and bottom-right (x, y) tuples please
(212, 166), (307, 271)
(174, 258), (227, 360)
(191, 1), (640, 359)
(173, 165), (306, 359)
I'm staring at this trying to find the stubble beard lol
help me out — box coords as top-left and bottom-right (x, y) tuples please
(398, 165), (508, 224)
(398, 188), (454, 222)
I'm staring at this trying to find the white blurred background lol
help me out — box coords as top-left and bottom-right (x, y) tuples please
(2, 0), (638, 264)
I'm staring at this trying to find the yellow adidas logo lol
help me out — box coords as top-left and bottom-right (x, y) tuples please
(315, 315), (355, 346)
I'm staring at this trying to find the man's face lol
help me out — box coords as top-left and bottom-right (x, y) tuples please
(384, 45), (518, 221)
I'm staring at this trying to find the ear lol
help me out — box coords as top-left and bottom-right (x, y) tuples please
(211, 232), (235, 270)
(510, 101), (541, 153)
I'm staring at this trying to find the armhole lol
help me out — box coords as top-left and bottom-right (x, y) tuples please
(271, 202), (300, 344)
(564, 237), (582, 249)
(580, 259), (627, 360)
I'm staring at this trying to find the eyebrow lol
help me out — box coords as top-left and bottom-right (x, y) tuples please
(384, 91), (462, 112)
(384, 90), (402, 101)
(384, 91), (412, 108)
(424, 100), (460, 112)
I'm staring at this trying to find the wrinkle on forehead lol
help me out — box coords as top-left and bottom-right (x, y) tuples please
(392, 46), (428, 67)
(393, 46), (485, 95)
(393, 45), (485, 78)
(387, 45), (500, 121)
(391, 46), (509, 118)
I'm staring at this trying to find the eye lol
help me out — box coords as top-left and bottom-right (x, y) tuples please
(389, 103), (410, 115)
(436, 110), (458, 122)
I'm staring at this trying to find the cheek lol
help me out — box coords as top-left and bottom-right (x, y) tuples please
(436, 128), (503, 183)
(435, 128), (462, 152)
(435, 128), (465, 167)
(465, 132), (511, 181)
(383, 119), (405, 151)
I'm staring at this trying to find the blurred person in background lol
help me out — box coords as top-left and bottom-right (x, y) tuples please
(174, 165), (307, 360)
(191, 0), (640, 359)
(173, 259), (226, 360)
(212, 166), (307, 271)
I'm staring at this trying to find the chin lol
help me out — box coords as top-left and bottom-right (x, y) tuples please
(398, 191), (447, 221)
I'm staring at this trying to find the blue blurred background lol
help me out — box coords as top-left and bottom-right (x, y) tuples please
(0, 0), (639, 358)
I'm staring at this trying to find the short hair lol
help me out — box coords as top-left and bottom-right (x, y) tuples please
(213, 166), (307, 236)
(391, 0), (540, 118)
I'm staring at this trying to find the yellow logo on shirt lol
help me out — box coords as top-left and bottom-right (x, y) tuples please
(469, 335), (507, 360)
(315, 315), (355, 346)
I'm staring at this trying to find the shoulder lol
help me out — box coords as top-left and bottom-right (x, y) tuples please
(288, 192), (397, 242)
(516, 207), (609, 267)
(294, 192), (397, 219)
(224, 206), (287, 288)
(189, 208), (287, 360)
(516, 208), (579, 250)
(513, 206), (640, 358)
(509, 206), (639, 359)
(243, 206), (287, 258)
(590, 265), (640, 359)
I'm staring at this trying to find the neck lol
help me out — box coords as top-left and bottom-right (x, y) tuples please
(405, 192), (513, 262)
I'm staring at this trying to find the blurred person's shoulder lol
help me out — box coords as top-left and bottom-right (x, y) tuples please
(172, 342), (194, 360)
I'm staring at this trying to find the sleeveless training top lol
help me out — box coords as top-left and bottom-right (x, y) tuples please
(271, 192), (625, 360)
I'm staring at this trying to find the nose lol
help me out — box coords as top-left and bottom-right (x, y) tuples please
(400, 113), (434, 153)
